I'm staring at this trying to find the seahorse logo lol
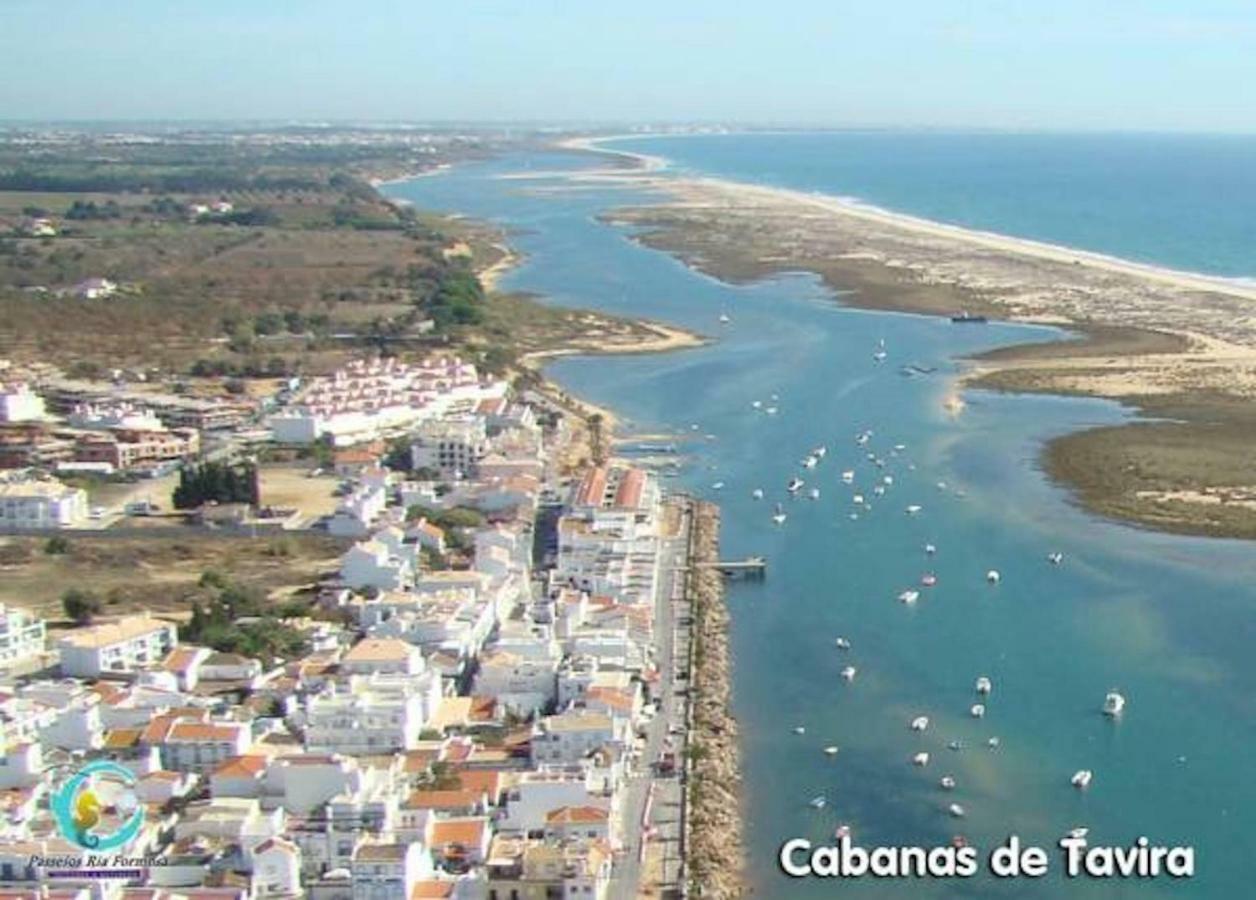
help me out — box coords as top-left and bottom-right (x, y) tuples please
(51, 761), (144, 851)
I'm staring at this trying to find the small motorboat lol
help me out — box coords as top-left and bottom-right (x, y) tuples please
(765, 406), (778, 415)
(751, 488), (764, 500)
(898, 590), (920, 605)
(852, 493), (865, 504)
(1047, 551), (1064, 565)
(921, 573), (937, 587)
(771, 504), (787, 525)
(906, 504), (923, 515)
(936, 481), (948, 490)
(711, 481), (725, 490)
(719, 312), (731, 324)
(893, 443), (907, 452)
(913, 752), (930, 767)
(809, 795), (827, 809)
(940, 776), (956, 790)
(751, 400), (762, 409)
(883, 475), (894, 485)
(1103, 691), (1125, 717)
(849, 512), (859, 521)
(793, 726), (806, 735)
(947, 740), (964, 751)
(987, 737), (1001, 749)
(948, 803), (966, 818)
(872, 485), (885, 496)
(841, 470), (855, 484)
(834, 637), (851, 650)
(1069, 827), (1090, 840)
(835, 824), (852, 840)
(840, 666), (857, 682)
(924, 543), (937, 555)
(856, 431), (870, 445)
(824, 745), (840, 756)
(1071, 769), (1093, 790)
(809, 488), (821, 500)
(975, 677), (992, 695)
(813, 445), (828, 459)
(787, 478), (805, 493)
(910, 716), (930, 732)
(873, 350), (888, 362)
(803, 455), (818, 469)
(986, 570), (1001, 584)
(970, 704), (986, 719)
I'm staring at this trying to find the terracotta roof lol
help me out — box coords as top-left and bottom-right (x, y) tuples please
(212, 755), (268, 779)
(546, 805), (609, 825)
(404, 788), (482, 811)
(57, 615), (173, 649)
(429, 817), (487, 850)
(410, 882), (456, 899)
(343, 637), (414, 664)
(163, 646), (206, 674)
(449, 769), (503, 802)
(613, 467), (645, 508)
(168, 721), (245, 743)
(103, 727), (143, 749)
(574, 467), (608, 507)
(354, 842), (408, 862)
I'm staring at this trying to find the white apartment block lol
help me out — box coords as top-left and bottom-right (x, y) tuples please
(409, 416), (488, 479)
(0, 604), (46, 668)
(0, 481), (88, 530)
(56, 615), (178, 677)
(303, 672), (442, 755)
(327, 483), (389, 538)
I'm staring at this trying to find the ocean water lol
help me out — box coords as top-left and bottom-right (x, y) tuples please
(610, 131), (1256, 279)
(387, 140), (1256, 898)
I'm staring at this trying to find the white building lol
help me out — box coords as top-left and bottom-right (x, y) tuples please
(0, 604), (46, 668)
(55, 615), (178, 677)
(0, 383), (46, 423)
(473, 649), (559, 717)
(303, 673), (442, 756)
(530, 711), (628, 767)
(0, 481), (88, 530)
(327, 483), (388, 538)
(340, 528), (419, 592)
(351, 841), (431, 900)
(410, 416), (488, 479)
(250, 836), (302, 897)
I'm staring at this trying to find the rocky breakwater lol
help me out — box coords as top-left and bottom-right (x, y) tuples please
(686, 500), (747, 898)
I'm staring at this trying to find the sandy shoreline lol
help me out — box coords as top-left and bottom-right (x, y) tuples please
(557, 134), (1256, 538)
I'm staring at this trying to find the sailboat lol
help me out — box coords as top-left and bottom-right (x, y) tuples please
(771, 504), (787, 525)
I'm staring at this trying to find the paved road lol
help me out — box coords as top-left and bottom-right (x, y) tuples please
(608, 499), (692, 900)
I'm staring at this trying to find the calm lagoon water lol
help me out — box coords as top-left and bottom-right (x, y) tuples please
(387, 143), (1256, 898)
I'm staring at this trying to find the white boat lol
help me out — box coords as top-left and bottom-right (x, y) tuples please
(824, 745), (840, 756)
(771, 504), (787, 525)
(936, 481), (948, 490)
(940, 776), (956, 790)
(906, 504), (923, 515)
(840, 666), (857, 682)
(809, 488), (821, 500)
(898, 590), (920, 605)
(1071, 769), (1093, 789)
(834, 637), (851, 650)
(765, 406), (778, 415)
(910, 716), (930, 732)
(872, 485), (885, 496)
(719, 313), (731, 324)
(856, 432), (870, 446)
(1103, 691), (1126, 717)
(873, 350), (888, 361)
(1069, 827), (1090, 840)
(924, 543), (937, 555)
(849, 512), (859, 520)
(948, 803), (966, 818)
(975, 676), (992, 695)
(809, 795), (827, 809)
(883, 475), (894, 485)
(813, 445), (828, 459)
(852, 494), (865, 504)
(893, 443), (906, 452)
(835, 824), (851, 840)
(987, 737), (1001, 749)
(751, 400), (762, 409)
(751, 488), (764, 500)
(921, 573), (937, 587)
(803, 455), (818, 469)
(793, 726), (806, 735)
(711, 481), (725, 490)
(947, 740), (963, 751)
(986, 570), (1001, 584)
(970, 704), (986, 718)
(787, 478), (804, 493)
(841, 470), (855, 484)
(912, 752), (930, 767)
(1047, 551), (1064, 565)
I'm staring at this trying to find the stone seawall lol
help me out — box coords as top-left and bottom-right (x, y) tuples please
(687, 500), (747, 898)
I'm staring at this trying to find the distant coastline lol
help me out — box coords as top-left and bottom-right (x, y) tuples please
(559, 132), (1256, 540)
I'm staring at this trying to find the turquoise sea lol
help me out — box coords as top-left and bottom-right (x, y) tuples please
(387, 135), (1256, 898)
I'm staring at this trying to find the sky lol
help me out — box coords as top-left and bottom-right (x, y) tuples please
(3, 0), (1256, 131)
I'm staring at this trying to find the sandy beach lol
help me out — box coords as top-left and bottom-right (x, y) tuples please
(560, 134), (1256, 538)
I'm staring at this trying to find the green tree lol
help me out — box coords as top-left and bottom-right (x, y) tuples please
(62, 588), (103, 625)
